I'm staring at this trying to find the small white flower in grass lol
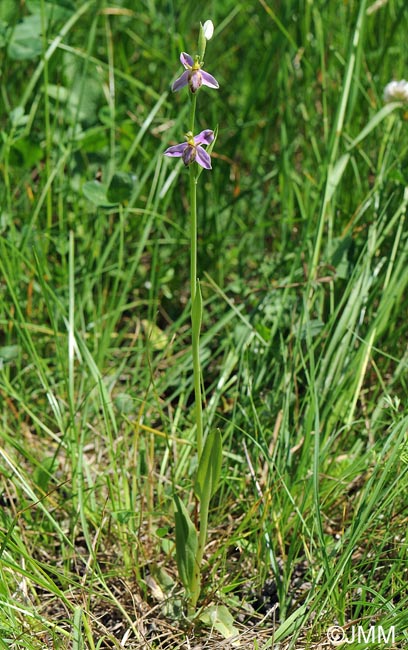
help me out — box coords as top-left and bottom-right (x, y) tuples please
(384, 79), (408, 103)
(202, 20), (214, 40)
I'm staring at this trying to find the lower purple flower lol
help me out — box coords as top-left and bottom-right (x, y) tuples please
(164, 130), (214, 170)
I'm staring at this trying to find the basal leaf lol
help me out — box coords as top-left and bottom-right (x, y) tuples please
(174, 495), (198, 595)
(107, 172), (136, 204)
(194, 429), (222, 502)
(82, 180), (116, 207)
(199, 605), (239, 644)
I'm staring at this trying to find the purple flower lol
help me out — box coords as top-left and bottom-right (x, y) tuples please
(164, 130), (214, 169)
(172, 52), (219, 93)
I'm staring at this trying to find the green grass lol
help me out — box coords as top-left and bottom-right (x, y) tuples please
(1, 0), (408, 647)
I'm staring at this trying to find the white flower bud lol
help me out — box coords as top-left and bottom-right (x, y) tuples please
(202, 20), (214, 40)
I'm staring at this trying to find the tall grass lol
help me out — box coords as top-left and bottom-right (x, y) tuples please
(1, 0), (408, 647)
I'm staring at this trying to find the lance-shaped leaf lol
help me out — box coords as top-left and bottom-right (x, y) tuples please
(194, 429), (222, 502)
(174, 495), (199, 596)
(191, 279), (203, 343)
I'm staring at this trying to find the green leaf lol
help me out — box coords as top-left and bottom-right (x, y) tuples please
(0, 0), (19, 23)
(10, 138), (43, 167)
(0, 20), (9, 48)
(8, 15), (43, 60)
(199, 605), (239, 644)
(174, 495), (199, 596)
(26, 0), (75, 20)
(82, 180), (116, 207)
(273, 603), (308, 642)
(141, 319), (169, 351)
(107, 172), (136, 204)
(347, 103), (402, 150)
(0, 345), (20, 364)
(191, 280), (203, 344)
(33, 457), (56, 492)
(194, 429), (222, 502)
(327, 153), (350, 202)
(399, 441), (408, 465)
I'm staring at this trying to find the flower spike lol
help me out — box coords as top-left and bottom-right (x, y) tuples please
(164, 130), (214, 169)
(172, 52), (219, 94)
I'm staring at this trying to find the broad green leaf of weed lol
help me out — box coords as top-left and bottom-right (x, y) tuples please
(10, 138), (43, 167)
(0, 345), (20, 366)
(0, 0), (17, 22)
(199, 604), (239, 645)
(26, 0), (75, 21)
(107, 172), (137, 204)
(194, 430), (222, 502)
(174, 495), (199, 598)
(8, 15), (43, 60)
(141, 319), (169, 351)
(82, 180), (116, 207)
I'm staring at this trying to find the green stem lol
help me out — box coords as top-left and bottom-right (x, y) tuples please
(190, 167), (197, 304)
(190, 166), (203, 459)
(189, 93), (197, 133)
(188, 89), (203, 459)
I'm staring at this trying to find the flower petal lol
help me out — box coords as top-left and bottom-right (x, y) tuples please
(201, 70), (219, 89)
(195, 145), (212, 170)
(172, 70), (189, 92)
(180, 52), (194, 68)
(164, 142), (187, 157)
(194, 129), (214, 146)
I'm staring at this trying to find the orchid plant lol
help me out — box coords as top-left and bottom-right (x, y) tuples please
(164, 21), (222, 613)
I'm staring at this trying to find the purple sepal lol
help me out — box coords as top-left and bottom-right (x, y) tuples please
(172, 70), (189, 92)
(201, 70), (219, 89)
(163, 143), (187, 157)
(195, 147), (212, 169)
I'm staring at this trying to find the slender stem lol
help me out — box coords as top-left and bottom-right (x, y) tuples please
(190, 165), (203, 458)
(190, 167), (197, 304)
(189, 93), (197, 133)
(188, 89), (203, 459)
